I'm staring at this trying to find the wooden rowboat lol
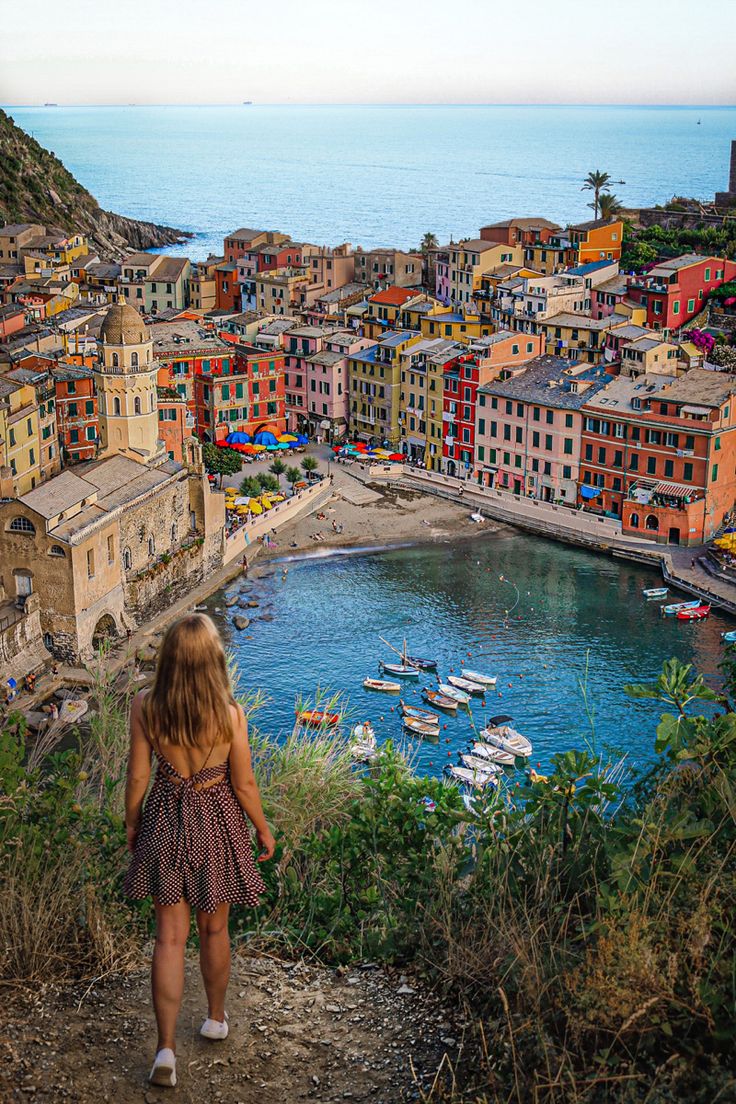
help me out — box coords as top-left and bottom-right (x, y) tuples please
(298, 709), (340, 727)
(363, 677), (401, 692)
(380, 662), (420, 678)
(446, 765), (497, 789)
(481, 725), (532, 757)
(423, 689), (458, 711)
(460, 754), (502, 775)
(643, 587), (669, 600)
(461, 669), (497, 686)
(677, 604), (711, 621)
(437, 682), (470, 705)
(406, 655), (438, 671)
(401, 702), (440, 724)
(447, 674), (485, 695)
(661, 600), (700, 616)
(470, 741), (515, 766)
(403, 716), (440, 738)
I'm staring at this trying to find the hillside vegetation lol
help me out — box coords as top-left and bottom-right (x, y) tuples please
(0, 109), (189, 259)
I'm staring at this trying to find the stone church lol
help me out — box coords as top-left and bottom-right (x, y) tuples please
(0, 303), (225, 667)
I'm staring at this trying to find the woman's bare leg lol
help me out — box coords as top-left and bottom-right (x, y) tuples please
(152, 899), (191, 1051)
(196, 903), (231, 1022)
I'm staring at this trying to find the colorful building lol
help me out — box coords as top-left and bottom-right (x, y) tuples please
(354, 248), (422, 290)
(195, 343), (285, 443)
(626, 254), (736, 333)
(398, 338), (461, 464)
(0, 376), (42, 494)
(364, 287), (424, 339)
(52, 364), (99, 462)
(348, 330), (422, 446)
(579, 370), (736, 544)
(157, 387), (196, 462)
(476, 357), (610, 500)
(444, 240), (523, 307)
(4, 361), (60, 484)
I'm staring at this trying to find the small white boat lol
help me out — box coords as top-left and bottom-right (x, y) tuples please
(460, 754), (502, 775)
(350, 723), (377, 762)
(470, 741), (516, 766)
(447, 765), (498, 789)
(437, 682), (470, 705)
(401, 703), (440, 724)
(661, 600), (700, 616)
(481, 725), (532, 758)
(404, 716), (440, 738)
(643, 587), (669, 600)
(461, 669), (497, 687)
(364, 677), (401, 692)
(58, 698), (88, 725)
(380, 662), (420, 678)
(722, 630), (736, 643)
(447, 674), (485, 695)
(470, 511), (484, 523)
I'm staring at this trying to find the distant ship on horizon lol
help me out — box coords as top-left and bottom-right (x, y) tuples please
(242, 100), (253, 105)
(43, 102), (58, 107)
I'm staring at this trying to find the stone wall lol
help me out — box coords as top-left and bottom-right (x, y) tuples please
(0, 593), (51, 684)
(223, 478), (333, 565)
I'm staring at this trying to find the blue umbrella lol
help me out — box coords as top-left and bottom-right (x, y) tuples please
(254, 431), (279, 446)
(226, 431), (251, 444)
(296, 434), (309, 445)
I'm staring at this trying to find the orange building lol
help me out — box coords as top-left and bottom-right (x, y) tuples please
(567, 218), (624, 265)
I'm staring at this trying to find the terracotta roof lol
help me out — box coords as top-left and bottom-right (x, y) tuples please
(369, 287), (417, 307)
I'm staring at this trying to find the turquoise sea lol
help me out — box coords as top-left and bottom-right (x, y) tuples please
(5, 103), (736, 259)
(205, 534), (731, 779)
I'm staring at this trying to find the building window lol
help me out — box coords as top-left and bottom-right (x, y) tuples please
(131, 352), (139, 368)
(148, 536), (155, 557)
(134, 397), (142, 415)
(113, 396), (121, 415)
(563, 438), (573, 455)
(562, 465), (571, 480)
(123, 547), (132, 570)
(107, 534), (115, 564)
(171, 522), (178, 544)
(647, 457), (657, 475)
(712, 463), (719, 482)
(49, 544), (65, 557)
(87, 549), (95, 577)
(9, 516), (35, 534)
(112, 352), (119, 367)
(683, 462), (693, 481)
(630, 512), (640, 528)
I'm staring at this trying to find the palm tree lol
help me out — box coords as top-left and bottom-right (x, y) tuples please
(581, 170), (612, 220)
(301, 456), (319, 480)
(597, 192), (623, 221)
(285, 465), (301, 493)
(269, 458), (286, 487)
(420, 231), (438, 254)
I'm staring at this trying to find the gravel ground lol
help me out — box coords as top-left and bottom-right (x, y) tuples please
(1, 953), (466, 1103)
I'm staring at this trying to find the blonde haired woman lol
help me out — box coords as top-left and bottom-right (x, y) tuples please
(124, 613), (275, 1088)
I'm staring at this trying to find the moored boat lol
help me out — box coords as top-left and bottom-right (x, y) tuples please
(380, 661), (420, 678)
(401, 702), (440, 724)
(403, 716), (440, 738)
(423, 689), (458, 711)
(722, 630), (736, 643)
(350, 723), (377, 762)
(461, 669), (497, 686)
(446, 764), (498, 789)
(460, 754), (502, 775)
(469, 741), (516, 766)
(406, 655), (438, 671)
(480, 725), (532, 757)
(363, 677), (401, 692)
(643, 587), (669, 600)
(661, 600), (700, 616)
(677, 604), (711, 621)
(437, 682), (471, 705)
(447, 674), (485, 695)
(298, 709), (340, 726)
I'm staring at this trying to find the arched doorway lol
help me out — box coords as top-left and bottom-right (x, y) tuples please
(645, 515), (659, 532)
(92, 613), (117, 651)
(447, 460), (457, 477)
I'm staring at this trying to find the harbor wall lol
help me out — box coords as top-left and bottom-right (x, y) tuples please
(223, 478), (333, 565)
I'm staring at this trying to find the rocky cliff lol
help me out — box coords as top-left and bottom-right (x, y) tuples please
(0, 109), (190, 259)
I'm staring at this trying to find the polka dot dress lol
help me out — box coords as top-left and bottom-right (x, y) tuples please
(124, 750), (267, 914)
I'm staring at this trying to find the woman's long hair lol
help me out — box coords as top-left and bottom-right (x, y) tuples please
(143, 614), (235, 747)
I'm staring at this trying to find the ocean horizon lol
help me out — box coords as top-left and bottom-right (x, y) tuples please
(5, 102), (736, 259)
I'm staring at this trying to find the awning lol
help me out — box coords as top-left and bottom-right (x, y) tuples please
(654, 481), (694, 497)
(580, 485), (602, 499)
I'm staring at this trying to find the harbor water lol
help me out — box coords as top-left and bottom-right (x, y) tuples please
(205, 532), (733, 778)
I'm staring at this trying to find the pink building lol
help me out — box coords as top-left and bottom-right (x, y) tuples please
(284, 325), (334, 432)
(435, 249), (451, 305)
(475, 355), (611, 502)
(303, 330), (373, 441)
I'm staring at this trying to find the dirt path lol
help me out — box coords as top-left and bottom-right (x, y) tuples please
(2, 953), (463, 1103)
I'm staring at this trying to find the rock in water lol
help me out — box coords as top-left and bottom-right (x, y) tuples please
(224, 594), (239, 607)
(232, 616), (250, 631)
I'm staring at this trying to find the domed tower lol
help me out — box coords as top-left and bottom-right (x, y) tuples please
(95, 302), (162, 461)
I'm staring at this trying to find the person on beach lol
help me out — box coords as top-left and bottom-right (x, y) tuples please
(124, 613), (275, 1089)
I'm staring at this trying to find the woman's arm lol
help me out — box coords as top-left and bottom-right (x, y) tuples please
(125, 691), (152, 852)
(229, 705), (275, 862)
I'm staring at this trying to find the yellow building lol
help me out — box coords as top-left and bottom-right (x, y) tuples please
(0, 377), (41, 494)
(540, 312), (629, 365)
(399, 338), (462, 466)
(447, 240), (523, 306)
(420, 310), (492, 344)
(95, 303), (163, 462)
(364, 287), (425, 339)
(348, 330), (422, 445)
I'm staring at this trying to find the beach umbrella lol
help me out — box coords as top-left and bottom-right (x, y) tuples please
(226, 430), (252, 444)
(276, 441), (290, 449)
(260, 495), (273, 509)
(279, 434), (298, 442)
(265, 444), (279, 451)
(296, 434), (309, 445)
(241, 443), (257, 454)
(389, 453), (404, 462)
(249, 499), (263, 515)
(251, 444), (266, 452)
(254, 430), (279, 446)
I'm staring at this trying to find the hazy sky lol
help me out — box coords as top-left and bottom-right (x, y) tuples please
(1, 0), (735, 106)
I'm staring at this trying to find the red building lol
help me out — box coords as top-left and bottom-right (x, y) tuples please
(579, 369), (736, 545)
(52, 364), (99, 462)
(157, 387), (196, 463)
(152, 320), (234, 417)
(0, 303), (26, 339)
(194, 343), (286, 443)
(442, 353), (480, 475)
(214, 262), (241, 311)
(626, 254), (736, 333)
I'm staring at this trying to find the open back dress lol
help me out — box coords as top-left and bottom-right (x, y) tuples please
(124, 739), (267, 914)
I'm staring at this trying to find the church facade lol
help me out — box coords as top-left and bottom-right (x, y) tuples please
(0, 303), (225, 667)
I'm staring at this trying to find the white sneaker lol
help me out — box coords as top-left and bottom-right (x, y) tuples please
(200, 1011), (229, 1040)
(149, 1047), (177, 1087)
